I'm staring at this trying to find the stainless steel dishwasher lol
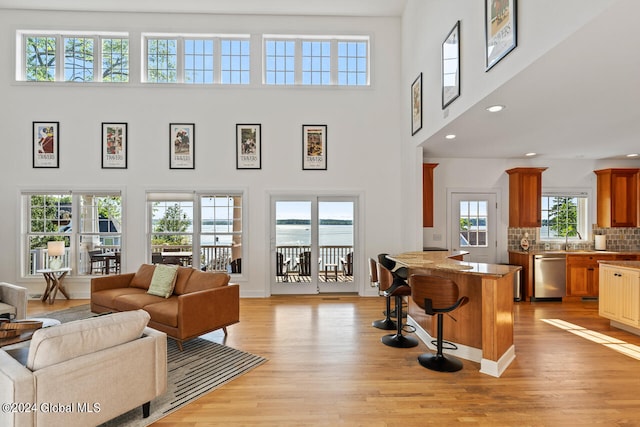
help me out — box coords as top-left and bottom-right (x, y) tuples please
(533, 253), (566, 301)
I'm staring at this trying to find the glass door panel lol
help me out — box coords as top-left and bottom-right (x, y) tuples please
(317, 200), (356, 292)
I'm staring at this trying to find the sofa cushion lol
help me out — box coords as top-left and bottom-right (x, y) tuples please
(182, 270), (230, 294)
(130, 264), (157, 290)
(26, 310), (150, 371)
(147, 264), (178, 298)
(144, 299), (178, 328)
(173, 266), (195, 295)
(91, 287), (147, 309)
(113, 293), (169, 312)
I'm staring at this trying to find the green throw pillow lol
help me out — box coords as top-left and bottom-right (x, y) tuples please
(147, 264), (178, 298)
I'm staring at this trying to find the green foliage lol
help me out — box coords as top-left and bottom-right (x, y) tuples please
(102, 38), (129, 82)
(29, 194), (72, 249)
(548, 197), (578, 237)
(26, 37), (56, 81)
(147, 39), (177, 83)
(153, 203), (191, 245)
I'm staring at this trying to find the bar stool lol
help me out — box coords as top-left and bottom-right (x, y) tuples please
(409, 274), (469, 372)
(379, 256), (418, 348)
(371, 257), (396, 330)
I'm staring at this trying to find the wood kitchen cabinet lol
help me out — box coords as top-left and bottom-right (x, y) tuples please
(423, 163), (438, 227)
(566, 254), (638, 297)
(566, 254), (614, 297)
(506, 167), (547, 227)
(599, 263), (640, 327)
(594, 168), (639, 227)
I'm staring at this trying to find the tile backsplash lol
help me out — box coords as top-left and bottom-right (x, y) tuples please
(508, 226), (640, 252)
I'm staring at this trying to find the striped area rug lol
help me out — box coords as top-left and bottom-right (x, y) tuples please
(102, 338), (267, 426)
(36, 305), (267, 427)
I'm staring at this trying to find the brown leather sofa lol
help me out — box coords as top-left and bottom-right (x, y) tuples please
(90, 264), (239, 350)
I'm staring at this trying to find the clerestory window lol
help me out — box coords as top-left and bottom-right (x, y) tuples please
(19, 31), (129, 82)
(263, 35), (369, 86)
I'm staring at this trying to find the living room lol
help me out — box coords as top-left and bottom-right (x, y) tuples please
(1, 0), (640, 425)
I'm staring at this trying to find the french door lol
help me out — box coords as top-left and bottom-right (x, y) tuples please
(450, 192), (497, 263)
(270, 195), (357, 295)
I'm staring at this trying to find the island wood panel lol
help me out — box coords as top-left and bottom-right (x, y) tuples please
(481, 274), (515, 361)
(407, 267), (514, 360)
(408, 268), (483, 349)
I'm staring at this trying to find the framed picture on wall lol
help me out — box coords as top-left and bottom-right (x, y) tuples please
(302, 124), (327, 170)
(169, 123), (195, 169)
(485, 0), (517, 70)
(442, 20), (460, 109)
(32, 121), (59, 168)
(101, 122), (127, 169)
(236, 124), (261, 169)
(411, 73), (423, 135)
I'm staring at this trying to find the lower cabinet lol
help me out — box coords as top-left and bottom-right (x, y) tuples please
(599, 264), (640, 327)
(566, 254), (617, 297)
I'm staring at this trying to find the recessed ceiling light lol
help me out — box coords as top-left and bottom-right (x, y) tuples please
(627, 153), (639, 158)
(525, 152), (537, 157)
(486, 105), (505, 113)
(445, 134), (456, 140)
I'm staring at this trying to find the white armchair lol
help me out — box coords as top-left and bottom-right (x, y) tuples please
(0, 310), (167, 427)
(0, 282), (27, 320)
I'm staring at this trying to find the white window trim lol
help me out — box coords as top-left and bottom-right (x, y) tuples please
(141, 33), (250, 84)
(538, 188), (591, 242)
(16, 30), (129, 82)
(262, 34), (370, 86)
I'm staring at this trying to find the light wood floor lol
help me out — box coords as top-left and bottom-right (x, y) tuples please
(28, 296), (640, 426)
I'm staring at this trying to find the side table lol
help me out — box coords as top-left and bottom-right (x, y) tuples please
(36, 268), (72, 304)
(324, 263), (339, 281)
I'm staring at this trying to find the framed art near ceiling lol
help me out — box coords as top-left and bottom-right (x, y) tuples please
(485, 0), (517, 70)
(169, 123), (195, 169)
(33, 121), (59, 168)
(442, 20), (460, 109)
(411, 73), (423, 135)
(102, 122), (127, 169)
(236, 124), (261, 169)
(302, 124), (327, 170)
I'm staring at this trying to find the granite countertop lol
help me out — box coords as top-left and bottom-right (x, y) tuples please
(388, 251), (520, 278)
(508, 249), (640, 256)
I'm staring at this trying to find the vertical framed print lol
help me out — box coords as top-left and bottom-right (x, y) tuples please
(101, 122), (127, 169)
(33, 121), (59, 168)
(169, 123), (195, 169)
(236, 124), (261, 169)
(442, 20), (460, 109)
(302, 124), (327, 170)
(411, 73), (423, 135)
(485, 0), (517, 70)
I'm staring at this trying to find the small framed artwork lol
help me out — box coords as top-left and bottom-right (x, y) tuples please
(101, 122), (127, 169)
(169, 123), (195, 169)
(485, 0), (517, 71)
(302, 124), (327, 170)
(33, 121), (59, 168)
(411, 73), (423, 135)
(236, 124), (261, 169)
(442, 20), (460, 109)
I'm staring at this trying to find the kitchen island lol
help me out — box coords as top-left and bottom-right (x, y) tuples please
(387, 251), (521, 377)
(598, 260), (640, 336)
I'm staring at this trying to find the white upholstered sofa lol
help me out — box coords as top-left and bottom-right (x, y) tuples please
(0, 282), (27, 320)
(0, 310), (167, 427)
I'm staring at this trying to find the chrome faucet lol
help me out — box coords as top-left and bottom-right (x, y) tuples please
(565, 230), (583, 250)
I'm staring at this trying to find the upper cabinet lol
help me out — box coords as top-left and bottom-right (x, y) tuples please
(506, 167), (547, 227)
(423, 163), (438, 227)
(594, 168), (639, 227)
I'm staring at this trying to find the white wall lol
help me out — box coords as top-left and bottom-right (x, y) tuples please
(0, 9), (402, 298)
(399, 0), (631, 256)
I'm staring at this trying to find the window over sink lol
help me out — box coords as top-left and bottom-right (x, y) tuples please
(539, 191), (589, 241)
